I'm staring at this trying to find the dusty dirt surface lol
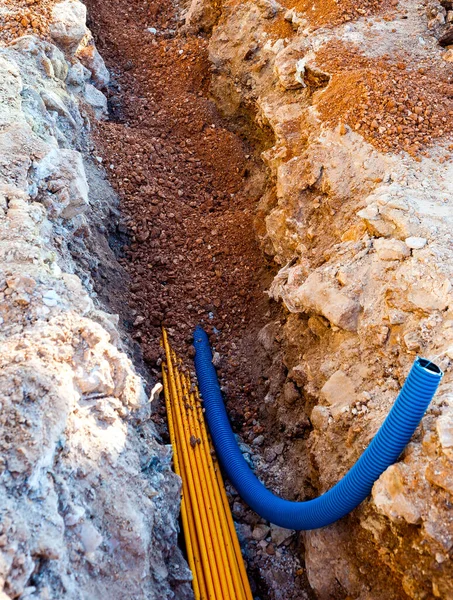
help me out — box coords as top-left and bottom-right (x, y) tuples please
(85, 0), (273, 429)
(223, 0), (397, 28)
(314, 41), (453, 155)
(279, 0), (397, 27)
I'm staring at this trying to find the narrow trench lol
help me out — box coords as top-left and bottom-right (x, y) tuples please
(85, 0), (315, 598)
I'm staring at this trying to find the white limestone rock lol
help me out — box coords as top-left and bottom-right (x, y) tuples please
(290, 272), (361, 332)
(0, 10), (192, 600)
(373, 465), (422, 525)
(50, 0), (88, 53)
(320, 370), (357, 419)
(83, 83), (108, 119)
(374, 238), (410, 261)
(405, 236), (427, 250)
(76, 39), (110, 89)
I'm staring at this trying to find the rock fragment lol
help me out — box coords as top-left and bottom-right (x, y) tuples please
(290, 272), (361, 332)
(270, 525), (295, 546)
(405, 236), (427, 250)
(50, 0), (87, 52)
(373, 465), (422, 525)
(252, 524), (270, 541)
(320, 370), (357, 419)
(374, 238), (410, 261)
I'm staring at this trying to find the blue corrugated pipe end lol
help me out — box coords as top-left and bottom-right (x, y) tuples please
(193, 325), (443, 530)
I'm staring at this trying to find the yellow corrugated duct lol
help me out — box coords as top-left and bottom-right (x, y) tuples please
(162, 367), (206, 599)
(161, 328), (253, 600)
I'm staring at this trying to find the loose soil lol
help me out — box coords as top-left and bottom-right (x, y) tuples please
(0, 0), (56, 42)
(85, 0), (277, 431)
(278, 0), (397, 28)
(85, 0), (316, 596)
(315, 41), (453, 155)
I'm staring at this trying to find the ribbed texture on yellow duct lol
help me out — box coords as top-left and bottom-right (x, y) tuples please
(162, 328), (253, 600)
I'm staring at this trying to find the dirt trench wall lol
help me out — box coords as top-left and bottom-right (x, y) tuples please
(204, 0), (453, 598)
(0, 3), (191, 599)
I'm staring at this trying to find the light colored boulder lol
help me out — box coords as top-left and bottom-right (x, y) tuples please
(84, 83), (108, 119)
(436, 411), (453, 460)
(291, 272), (361, 331)
(373, 465), (422, 525)
(310, 405), (330, 429)
(405, 236), (427, 250)
(35, 148), (89, 219)
(408, 278), (451, 312)
(274, 45), (305, 90)
(184, 0), (217, 32)
(76, 40), (110, 88)
(66, 61), (91, 91)
(50, 0), (88, 52)
(374, 238), (410, 261)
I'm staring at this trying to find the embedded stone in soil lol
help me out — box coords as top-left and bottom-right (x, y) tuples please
(85, 0), (270, 396)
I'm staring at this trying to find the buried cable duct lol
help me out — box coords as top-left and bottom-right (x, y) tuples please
(193, 326), (442, 531)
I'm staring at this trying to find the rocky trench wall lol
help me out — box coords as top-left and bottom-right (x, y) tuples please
(197, 0), (453, 598)
(0, 2), (192, 599)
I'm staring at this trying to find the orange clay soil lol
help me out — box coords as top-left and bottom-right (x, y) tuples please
(315, 41), (453, 155)
(0, 0), (58, 42)
(278, 0), (398, 28)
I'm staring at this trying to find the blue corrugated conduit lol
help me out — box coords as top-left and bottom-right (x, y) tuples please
(193, 326), (443, 530)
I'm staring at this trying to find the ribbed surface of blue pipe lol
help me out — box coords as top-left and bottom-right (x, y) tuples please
(193, 326), (442, 530)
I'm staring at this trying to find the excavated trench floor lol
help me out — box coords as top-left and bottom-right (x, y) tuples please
(85, 0), (270, 425)
(85, 0), (316, 597)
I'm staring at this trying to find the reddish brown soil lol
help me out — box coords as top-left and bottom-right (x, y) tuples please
(0, 0), (55, 41)
(278, 0), (397, 28)
(315, 42), (453, 155)
(84, 4), (319, 596)
(85, 0), (277, 434)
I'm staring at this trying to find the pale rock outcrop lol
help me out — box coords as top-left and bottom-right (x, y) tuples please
(183, 0), (218, 32)
(274, 44), (305, 90)
(48, 0), (109, 117)
(34, 147), (89, 219)
(405, 236), (427, 250)
(373, 464), (422, 525)
(374, 238), (410, 261)
(0, 5), (191, 599)
(83, 82), (108, 119)
(208, 0), (453, 596)
(76, 40), (110, 88)
(320, 370), (357, 419)
(278, 270), (361, 332)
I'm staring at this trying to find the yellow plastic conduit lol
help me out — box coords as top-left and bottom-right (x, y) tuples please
(188, 381), (249, 600)
(194, 387), (253, 600)
(180, 368), (240, 600)
(162, 329), (253, 600)
(162, 368), (204, 599)
(163, 330), (216, 599)
(172, 352), (231, 600)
